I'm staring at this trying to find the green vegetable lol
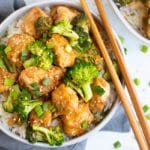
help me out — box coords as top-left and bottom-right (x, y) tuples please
(133, 78), (140, 86)
(4, 46), (11, 54)
(34, 105), (44, 117)
(14, 99), (42, 121)
(49, 104), (56, 113)
(145, 113), (150, 120)
(20, 50), (29, 61)
(2, 85), (21, 113)
(119, 36), (124, 44)
(26, 125), (64, 146)
(113, 140), (122, 148)
(140, 45), (149, 53)
(42, 102), (48, 111)
(71, 13), (92, 53)
(81, 120), (88, 129)
(4, 78), (15, 86)
(117, 0), (133, 5)
(0, 44), (17, 73)
(24, 41), (54, 70)
(93, 85), (105, 96)
(124, 48), (127, 55)
(142, 105), (150, 113)
(42, 78), (50, 86)
(30, 82), (39, 90)
(64, 61), (99, 102)
(49, 20), (79, 41)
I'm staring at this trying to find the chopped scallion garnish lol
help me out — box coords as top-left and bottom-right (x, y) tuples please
(145, 113), (150, 120)
(81, 120), (88, 129)
(123, 48), (127, 55)
(119, 36), (124, 44)
(4, 46), (11, 54)
(93, 85), (105, 96)
(21, 50), (29, 61)
(42, 78), (50, 86)
(113, 140), (122, 148)
(34, 105), (44, 118)
(142, 105), (150, 113)
(31, 82), (39, 90)
(133, 78), (140, 86)
(49, 104), (56, 113)
(140, 45), (149, 53)
(4, 78), (15, 86)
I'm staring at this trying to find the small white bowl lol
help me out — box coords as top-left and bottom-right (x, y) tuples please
(109, 0), (150, 45)
(0, 0), (123, 148)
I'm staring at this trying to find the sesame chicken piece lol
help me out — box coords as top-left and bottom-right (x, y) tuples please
(21, 7), (48, 37)
(62, 102), (94, 137)
(52, 84), (78, 115)
(7, 34), (34, 69)
(0, 69), (17, 93)
(89, 77), (110, 113)
(50, 6), (79, 23)
(47, 34), (76, 68)
(18, 66), (64, 95)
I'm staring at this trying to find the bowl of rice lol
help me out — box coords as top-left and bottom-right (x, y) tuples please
(0, 0), (123, 148)
(109, 0), (150, 44)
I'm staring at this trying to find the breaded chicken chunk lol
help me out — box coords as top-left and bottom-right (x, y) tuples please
(19, 66), (64, 95)
(21, 7), (48, 37)
(7, 34), (34, 69)
(47, 34), (76, 68)
(89, 77), (110, 113)
(50, 6), (79, 23)
(52, 84), (78, 115)
(62, 102), (94, 137)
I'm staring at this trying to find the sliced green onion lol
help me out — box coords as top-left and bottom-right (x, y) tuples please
(20, 89), (31, 101)
(49, 104), (56, 113)
(119, 36), (124, 44)
(81, 120), (88, 129)
(133, 78), (140, 86)
(47, 44), (54, 49)
(31, 90), (41, 98)
(42, 33), (48, 39)
(93, 85), (105, 96)
(42, 102), (48, 111)
(148, 18), (150, 24)
(4, 46), (11, 54)
(34, 105), (44, 117)
(124, 48), (127, 55)
(21, 50), (29, 61)
(113, 140), (122, 148)
(31, 82), (39, 90)
(140, 45), (149, 53)
(42, 78), (50, 86)
(142, 105), (150, 113)
(145, 113), (150, 120)
(4, 78), (15, 86)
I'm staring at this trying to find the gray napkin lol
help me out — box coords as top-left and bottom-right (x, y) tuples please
(0, 0), (130, 150)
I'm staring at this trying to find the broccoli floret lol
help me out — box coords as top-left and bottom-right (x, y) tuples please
(26, 125), (64, 146)
(71, 13), (92, 53)
(71, 13), (90, 33)
(24, 41), (54, 70)
(0, 44), (17, 73)
(49, 20), (79, 41)
(14, 99), (42, 121)
(2, 84), (21, 113)
(64, 61), (99, 102)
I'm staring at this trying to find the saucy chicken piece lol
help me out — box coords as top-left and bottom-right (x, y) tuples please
(89, 77), (110, 113)
(52, 84), (78, 115)
(7, 34), (34, 69)
(21, 7), (48, 37)
(19, 66), (64, 95)
(0, 69), (17, 93)
(50, 6), (79, 23)
(29, 109), (52, 127)
(47, 34), (76, 68)
(62, 102), (94, 137)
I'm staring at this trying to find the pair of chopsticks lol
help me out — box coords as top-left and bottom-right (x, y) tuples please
(80, 0), (150, 149)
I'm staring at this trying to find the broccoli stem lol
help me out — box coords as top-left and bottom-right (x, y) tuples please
(82, 82), (93, 102)
(0, 58), (7, 70)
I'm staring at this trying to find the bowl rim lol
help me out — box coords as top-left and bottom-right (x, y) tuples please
(0, 0), (122, 148)
(108, 0), (150, 45)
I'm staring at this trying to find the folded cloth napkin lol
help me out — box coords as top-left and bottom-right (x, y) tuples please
(0, 0), (130, 150)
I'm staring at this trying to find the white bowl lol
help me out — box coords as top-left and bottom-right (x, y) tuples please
(109, 0), (150, 45)
(0, 0), (123, 148)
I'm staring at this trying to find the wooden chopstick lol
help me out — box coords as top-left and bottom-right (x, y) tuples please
(94, 0), (150, 148)
(80, 0), (149, 149)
